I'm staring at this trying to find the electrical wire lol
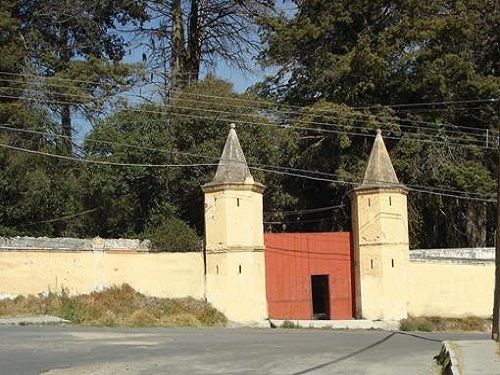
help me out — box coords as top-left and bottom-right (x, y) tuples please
(1, 124), (495, 199)
(1, 84), (485, 140)
(0, 72), (496, 134)
(264, 216), (335, 224)
(0, 143), (219, 168)
(264, 204), (344, 216)
(1, 141), (495, 202)
(0, 93), (494, 150)
(18, 208), (101, 226)
(0, 79), (494, 142)
(353, 98), (499, 110)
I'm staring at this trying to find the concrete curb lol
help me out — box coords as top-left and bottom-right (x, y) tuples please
(0, 315), (70, 326)
(226, 320), (271, 328)
(269, 319), (400, 330)
(436, 341), (461, 375)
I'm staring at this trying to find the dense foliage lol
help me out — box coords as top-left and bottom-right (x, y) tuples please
(0, 0), (499, 250)
(258, 0), (499, 247)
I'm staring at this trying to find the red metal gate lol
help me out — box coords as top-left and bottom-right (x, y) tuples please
(265, 232), (354, 320)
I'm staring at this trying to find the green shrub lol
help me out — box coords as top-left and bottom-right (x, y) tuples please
(144, 217), (202, 252)
(281, 320), (300, 329)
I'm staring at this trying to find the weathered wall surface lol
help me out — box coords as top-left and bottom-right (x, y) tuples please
(204, 186), (268, 323)
(1, 237), (496, 321)
(0, 238), (205, 300)
(351, 188), (410, 321)
(205, 250), (267, 322)
(408, 248), (495, 318)
(204, 187), (264, 251)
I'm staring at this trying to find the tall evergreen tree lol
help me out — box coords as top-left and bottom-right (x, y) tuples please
(143, 0), (275, 96)
(16, 0), (148, 152)
(259, 0), (500, 247)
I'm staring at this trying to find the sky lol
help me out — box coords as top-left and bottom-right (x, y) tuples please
(121, 1), (296, 93)
(73, 46), (268, 141)
(73, 2), (297, 139)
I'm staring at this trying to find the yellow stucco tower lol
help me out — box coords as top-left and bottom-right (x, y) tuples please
(202, 124), (268, 323)
(350, 129), (409, 321)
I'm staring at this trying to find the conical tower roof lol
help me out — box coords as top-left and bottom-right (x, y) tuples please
(211, 123), (254, 184)
(361, 129), (400, 187)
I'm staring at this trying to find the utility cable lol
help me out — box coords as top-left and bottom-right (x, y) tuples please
(264, 204), (344, 216)
(0, 72), (496, 134)
(1, 124), (495, 199)
(0, 143), (219, 168)
(0, 93), (493, 150)
(0, 78), (494, 139)
(1, 84), (486, 140)
(18, 208), (101, 227)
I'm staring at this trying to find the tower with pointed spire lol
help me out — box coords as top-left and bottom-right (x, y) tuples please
(202, 124), (268, 322)
(349, 129), (410, 321)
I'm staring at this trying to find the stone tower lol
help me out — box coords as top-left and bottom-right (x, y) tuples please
(349, 129), (409, 321)
(202, 124), (268, 323)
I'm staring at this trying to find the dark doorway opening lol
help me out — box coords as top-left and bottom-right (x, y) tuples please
(311, 275), (330, 320)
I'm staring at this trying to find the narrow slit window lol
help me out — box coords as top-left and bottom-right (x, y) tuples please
(391, 259), (395, 268)
(370, 259), (374, 269)
(368, 198), (371, 207)
(389, 196), (392, 206)
(238, 265), (242, 274)
(237, 198), (240, 207)
(216, 265), (219, 274)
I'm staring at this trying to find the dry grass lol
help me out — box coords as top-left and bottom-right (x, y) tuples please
(0, 284), (227, 327)
(400, 316), (490, 332)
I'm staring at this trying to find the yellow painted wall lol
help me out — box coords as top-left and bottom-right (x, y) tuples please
(203, 185), (268, 322)
(408, 261), (495, 318)
(351, 188), (409, 321)
(204, 187), (264, 251)
(205, 251), (268, 322)
(0, 251), (205, 299)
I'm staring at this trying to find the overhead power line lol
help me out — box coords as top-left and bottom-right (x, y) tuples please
(0, 84), (487, 140)
(0, 93), (494, 150)
(264, 216), (336, 225)
(0, 124), (495, 199)
(19, 208), (100, 227)
(0, 143), (219, 168)
(2, 70), (496, 110)
(0, 140), (495, 203)
(0, 81), (494, 142)
(0, 71), (496, 134)
(0, 125), (217, 161)
(264, 204), (344, 216)
(353, 98), (499, 110)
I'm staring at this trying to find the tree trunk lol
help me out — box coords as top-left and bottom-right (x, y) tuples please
(186, 0), (204, 83)
(60, 23), (72, 153)
(61, 104), (72, 152)
(465, 203), (487, 247)
(171, 0), (186, 89)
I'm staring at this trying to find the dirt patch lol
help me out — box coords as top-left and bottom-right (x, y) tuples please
(0, 284), (226, 327)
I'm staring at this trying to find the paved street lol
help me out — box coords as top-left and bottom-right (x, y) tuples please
(0, 326), (488, 375)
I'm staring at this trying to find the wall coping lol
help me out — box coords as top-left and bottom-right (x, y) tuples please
(410, 247), (495, 264)
(0, 236), (151, 253)
(202, 181), (265, 194)
(348, 185), (409, 197)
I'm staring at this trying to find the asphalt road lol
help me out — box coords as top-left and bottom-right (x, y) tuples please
(0, 326), (488, 375)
